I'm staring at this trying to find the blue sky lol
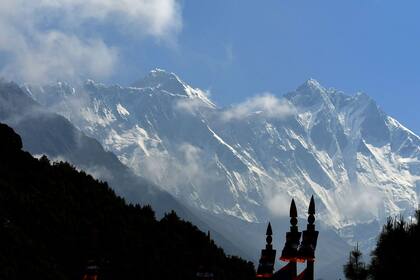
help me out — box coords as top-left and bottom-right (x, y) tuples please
(0, 0), (419, 133)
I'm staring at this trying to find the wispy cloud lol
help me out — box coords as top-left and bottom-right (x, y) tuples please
(221, 93), (296, 122)
(266, 193), (292, 217)
(337, 184), (384, 221)
(130, 143), (212, 193)
(0, 0), (182, 83)
(176, 98), (210, 114)
(224, 43), (234, 65)
(175, 89), (213, 115)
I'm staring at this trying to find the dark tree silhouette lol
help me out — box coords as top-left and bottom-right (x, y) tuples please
(369, 213), (419, 279)
(0, 123), (255, 280)
(343, 244), (368, 280)
(344, 211), (420, 279)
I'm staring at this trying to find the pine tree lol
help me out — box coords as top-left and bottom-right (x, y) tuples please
(369, 214), (419, 279)
(343, 244), (368, 280)
(0, 122), (256, 280)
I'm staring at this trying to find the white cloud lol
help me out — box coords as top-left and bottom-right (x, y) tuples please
(0, 0), (182, 83)
(130, 143), (211, 193)
(175, 95), (212, 115)
(1, 31), (118, 84)
(337, 184), (384, 221)
(221, 93), (296, 122)
(266, 193), (291, 217)
(37, 0), (182, 38)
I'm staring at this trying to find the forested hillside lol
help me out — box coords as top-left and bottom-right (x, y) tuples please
(0, 123), (254, 280)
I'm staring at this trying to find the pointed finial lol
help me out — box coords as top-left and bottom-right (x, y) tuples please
(266, 222), (273, 248)
(266, 222), (273, 236)
(207, 230), (211, 241)
(290, 199), (298, 218)
(281, 199), (302, 262)
(308, 195), (315, 215)
(307, 195), (316, 227)
(289, 199), (298, 230)
(257, 223), (277, 277)
(296, 195), (319, 261)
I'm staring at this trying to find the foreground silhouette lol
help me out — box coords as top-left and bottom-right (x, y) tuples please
(0, 123), (254, 280)
(256, 197), (319, 280)
(344, 212), (420, 279)
(343, 244), (368, 280)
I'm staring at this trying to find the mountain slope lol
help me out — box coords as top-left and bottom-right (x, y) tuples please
(0, 80), (250, 260)
(0, 80), (168, 213)
(0, 122), (255, 280)
(22, 70), (420, 278)
(25, 72), (273, 222)
(25, 71), (420, 242)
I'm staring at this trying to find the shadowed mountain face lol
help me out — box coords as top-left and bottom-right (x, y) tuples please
(0, 122), (255, 280)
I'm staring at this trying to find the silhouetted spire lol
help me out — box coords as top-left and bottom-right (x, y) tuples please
(308, 195), (315, 215)
(290, 199), (298, 218)
(256, 222), (277, 278)
(298, 196), (318, 259)
(266, 222), (273, 236)
(266, 222), (273, 250)
(280, 199), (302, 263)
(307, 196), (316, 231)
(289, 199), (298, 234)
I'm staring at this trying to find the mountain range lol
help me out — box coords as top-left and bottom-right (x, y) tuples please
(24, 69), (420, 240)
(2, 69), (419, 278)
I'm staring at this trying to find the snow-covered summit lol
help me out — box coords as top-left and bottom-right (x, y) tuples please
(132, 68), (215, 107)
(300, 78), (324, 91)
(133, 68), (185, 90)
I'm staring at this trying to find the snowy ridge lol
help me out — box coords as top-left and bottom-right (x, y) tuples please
(24, 70), (420, 251)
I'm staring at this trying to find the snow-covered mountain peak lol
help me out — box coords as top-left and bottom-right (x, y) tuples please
(354, 91), (370, 100)
(131, 68), (215, 107)
(286, 79), (335, 110)
(136, 68), (180, 84)
(286, 80), (380, 117)
(303, 78), (324, 90)
(131, 68), (184, 93)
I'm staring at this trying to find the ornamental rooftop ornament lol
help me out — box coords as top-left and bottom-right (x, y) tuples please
(257, 196), (319, 280)
(256, 222), (277, 278)
(280, 199), (303, 263)
(297, 196), (319, 261)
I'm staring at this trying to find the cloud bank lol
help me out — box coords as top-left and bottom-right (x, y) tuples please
(130, 142), (212, 194)
(221, 93), (296, 122)
(0, 0), (182, 83)
(175, 90), (213, 115)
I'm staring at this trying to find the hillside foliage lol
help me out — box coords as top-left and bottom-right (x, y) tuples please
(344, 212), (420, 279)
(0, 123), (255, 280)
